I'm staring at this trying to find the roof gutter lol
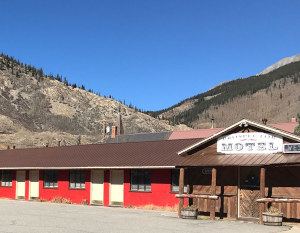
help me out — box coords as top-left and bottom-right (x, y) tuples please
(0, 166), (176, 170)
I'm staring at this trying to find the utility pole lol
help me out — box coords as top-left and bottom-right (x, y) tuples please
(95, 119), (109, 141)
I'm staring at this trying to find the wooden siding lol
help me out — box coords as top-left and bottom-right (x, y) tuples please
(188, 167), (238, 219)
(266, 166), (300, 219)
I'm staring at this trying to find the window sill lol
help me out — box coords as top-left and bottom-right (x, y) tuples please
(43, 187), (58, 189)
(0, 186), (12, 188)
(129, 190), (152, 193)
(69, 188), (86, 190)
(170, 191), (187, 194)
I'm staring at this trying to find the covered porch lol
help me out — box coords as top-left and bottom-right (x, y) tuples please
(176, 164), (300, 223)
(175, 119), (300, 223)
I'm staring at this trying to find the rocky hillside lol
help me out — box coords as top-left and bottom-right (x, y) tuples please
(148, 56), (300, 129)
(0, 54), (175, 149)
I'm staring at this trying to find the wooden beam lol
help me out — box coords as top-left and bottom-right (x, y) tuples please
(259, 167), (266, 224)
(178, 168), (184, 218)
(257, 198), (300, 203)
(176, 194), (219, 199)
(210, 168), (217, 220)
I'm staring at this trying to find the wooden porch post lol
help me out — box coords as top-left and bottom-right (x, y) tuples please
(210, 168), (217, 220)
(259, 167), (266, 224)
(178, 168), (185, 217)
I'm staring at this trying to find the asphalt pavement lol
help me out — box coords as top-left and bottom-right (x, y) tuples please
(0, 199), (292, 233)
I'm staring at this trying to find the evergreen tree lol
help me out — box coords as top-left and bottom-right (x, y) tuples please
(295, 114), (300, 134)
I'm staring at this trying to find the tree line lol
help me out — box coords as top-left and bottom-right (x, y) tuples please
(0, 53), (143, 113)
(147, 61), (300, 126)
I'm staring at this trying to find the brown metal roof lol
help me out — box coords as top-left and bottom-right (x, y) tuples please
(0, 139), (199, 169)
(177, 152), (300, 167)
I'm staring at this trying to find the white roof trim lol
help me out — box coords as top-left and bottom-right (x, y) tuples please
(178, 119), (300, 155)
(0, 166), (176, 170)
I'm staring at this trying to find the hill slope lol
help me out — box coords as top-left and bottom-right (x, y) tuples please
(148, 59), (300, 129)
(0, 54), (175, 148)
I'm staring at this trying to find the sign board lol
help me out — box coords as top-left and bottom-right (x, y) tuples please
(201, 168), (212, 175)
(217, 132), (283, 154)
(283, 143), (300, 154)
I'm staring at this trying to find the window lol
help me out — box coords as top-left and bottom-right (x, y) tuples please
(43, 170), (58, 188)
(171, 169), (187, 193)
(1, 170), (12, 187)
(130, 169), (151, 191)
(69, 170), (85, 189)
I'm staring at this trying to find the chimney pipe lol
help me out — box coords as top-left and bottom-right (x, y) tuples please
(45, 143), (49, 148)
(13, 145), (16, 149)
(58, 140), (61, 147)
(291, 117), (297, 123)
(211, 117), (214, 129)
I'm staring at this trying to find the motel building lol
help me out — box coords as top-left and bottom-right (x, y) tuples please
(0, 119), (300, 223)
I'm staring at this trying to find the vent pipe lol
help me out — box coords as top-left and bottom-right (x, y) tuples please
(211, 117), (215, 129)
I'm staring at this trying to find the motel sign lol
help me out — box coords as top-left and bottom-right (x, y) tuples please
(217, 132), (283, 154)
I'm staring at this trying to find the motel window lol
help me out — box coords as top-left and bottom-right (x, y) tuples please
(171, 169), (187, 193)
(1, 170), (12, 187)
(44, 170), (58, 188)
(130, 169), (151, 192)
(69, 170), (86, 189)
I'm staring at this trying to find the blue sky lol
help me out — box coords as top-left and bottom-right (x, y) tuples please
(1, 0), (300, 111)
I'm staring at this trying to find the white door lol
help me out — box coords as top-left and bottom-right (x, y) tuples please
(29, 170), (39, 200)
(16, 171), (26, 199)
(91, 170), (104, 204)
(110, 170), (124, 206)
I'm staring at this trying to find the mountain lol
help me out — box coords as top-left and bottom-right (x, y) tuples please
(258, 54), (300, 75)
(147, 56), (300, 129)
(0, 54), (176, 149)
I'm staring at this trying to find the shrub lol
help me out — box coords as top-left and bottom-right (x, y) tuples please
(266, 206), (281, 214)
(81, 199), (89, 205)
(182, 205), (198, 211)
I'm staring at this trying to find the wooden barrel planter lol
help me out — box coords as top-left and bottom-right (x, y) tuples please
(181, 206), (198, 219)
(262, 212), (283, 226)
(181, 209), (198, 219)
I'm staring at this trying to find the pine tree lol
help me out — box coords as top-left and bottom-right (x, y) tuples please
(295, 114), (300, 134)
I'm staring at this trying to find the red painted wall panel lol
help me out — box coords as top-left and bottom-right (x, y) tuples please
(25, 170), (29, 200)
(0, 171), (16, 199)
(39, 170), (91, 204)
(124, 169), (181, 207)
(103, 170), (110, 206)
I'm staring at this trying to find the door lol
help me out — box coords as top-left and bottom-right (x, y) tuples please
(239, 167), (260, 218)
(91, 170), (104, 204)
(16, 171), (26, 199)
(110, 170), (124, 206)
(29, 170), (39, 200)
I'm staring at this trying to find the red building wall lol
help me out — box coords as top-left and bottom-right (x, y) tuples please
(103, 170), (110, 206)
(0, 171), (16, 199)
(0, 169), (183, 208)
(123, 169), (180, 207)
(39, 170), (91, 204)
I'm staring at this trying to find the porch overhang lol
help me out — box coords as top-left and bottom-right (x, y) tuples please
(175, 153), (300, 167)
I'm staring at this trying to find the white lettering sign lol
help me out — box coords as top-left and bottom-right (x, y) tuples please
(217, 133), (283, 154)
(283, 143), (300, 153)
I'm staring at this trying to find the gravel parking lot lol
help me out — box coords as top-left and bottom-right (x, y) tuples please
(0, 199), (292, 233)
